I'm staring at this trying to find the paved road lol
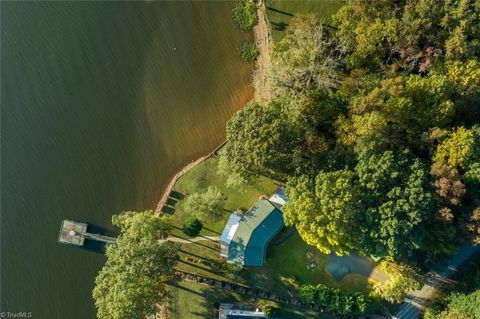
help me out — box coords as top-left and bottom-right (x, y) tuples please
(395, 245), (480, 319)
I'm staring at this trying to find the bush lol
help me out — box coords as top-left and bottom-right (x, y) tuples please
(182, 217), (202, 237)
(263, 305), (276, 318)
(299, 284), (368, 316)
(232, 1), (258, 32)
(239, 41), (258, 62)
(373, 262), (423, 303)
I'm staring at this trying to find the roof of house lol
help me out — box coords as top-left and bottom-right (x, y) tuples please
(220, 211), (242, 245)
(269, 187), (289, 209)
(227, 199), (284, 266)
(219, 304), (268, 319)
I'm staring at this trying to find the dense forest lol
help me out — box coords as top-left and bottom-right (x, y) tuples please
(220, 0), (480, 263)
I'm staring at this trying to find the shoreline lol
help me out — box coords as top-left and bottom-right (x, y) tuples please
(153, 141), (226, 215)
(154, 1), (271, 216)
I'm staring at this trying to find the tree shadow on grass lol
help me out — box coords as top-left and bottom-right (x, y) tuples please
(266, 5), (294, 16)
(202, 226), (221, 235)
(198, 234), (219, 242)
(162, 206), (176, 215)
(178, 259), (217, 273)
(170, 190), (185, 200)
(179, 249), (213, 262)
(167, 281), (205, 298)
(271, 21), (288, 31)
(166, 197), (178, 207)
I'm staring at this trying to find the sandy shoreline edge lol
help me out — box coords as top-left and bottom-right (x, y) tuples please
(154, 1), (271, 215)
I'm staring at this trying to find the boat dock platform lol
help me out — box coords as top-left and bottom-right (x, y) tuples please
(58, 220), (117, 246)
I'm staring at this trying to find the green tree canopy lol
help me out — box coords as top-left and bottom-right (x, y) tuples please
(333, 0), (480, 70)
(92, 211), (178, 319)
(183, 186), (225, 221)
(434, 126), (480, 169)
(284, 170), (363, 255)
(284, 149), (432, 258)
(373, 261), (424, 303)
(270, 16), (342, 97)
(219, 102), (299, 181)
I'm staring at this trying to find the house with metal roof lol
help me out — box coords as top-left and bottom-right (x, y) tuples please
(218, 304), (268, 319)
(219, 189), (287, 267)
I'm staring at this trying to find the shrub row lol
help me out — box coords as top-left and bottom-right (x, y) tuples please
(299, 284), (368, 316)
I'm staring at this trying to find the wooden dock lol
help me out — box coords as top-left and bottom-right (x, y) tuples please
(58, 220), (116, 246)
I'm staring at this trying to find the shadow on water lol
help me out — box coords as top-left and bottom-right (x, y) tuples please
(80, 223), (118, 254)
(87, 224), (117, 238)
(82, 240), (107, 254)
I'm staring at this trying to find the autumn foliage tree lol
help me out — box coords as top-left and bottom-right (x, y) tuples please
(92, 211), (178, 319)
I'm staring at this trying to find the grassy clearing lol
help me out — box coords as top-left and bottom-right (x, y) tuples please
(265, 0), (344, 42)
(235, 231), (372, 301)
(170, 155), (278, 237)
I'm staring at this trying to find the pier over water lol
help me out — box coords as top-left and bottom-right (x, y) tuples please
(58, 220), (116, 246)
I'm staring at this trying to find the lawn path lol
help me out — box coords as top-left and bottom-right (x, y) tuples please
(160, 235), (219, 244)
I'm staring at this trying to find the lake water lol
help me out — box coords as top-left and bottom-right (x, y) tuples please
(1, 2), (252, 318)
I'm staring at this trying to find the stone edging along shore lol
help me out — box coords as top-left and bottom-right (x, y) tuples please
(154, 1), (271, 216)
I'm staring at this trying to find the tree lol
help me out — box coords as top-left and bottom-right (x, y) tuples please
(263, 305), (277, 318)
(441, 290), (480, 318)
(285, 148), (432, 258)
(333, 0), (480, 70)
(442, 0), (480, 62)
(93, 211), (178, 319)
(355, 149), (433, 257)
(183, 186), (225, 221)
(270, 16), (342, 97)
(464, 162), (480, 187)
(231, 0), (257, 32)
(348, 74), (455, 143)
(430, 162), (466, 206)
(284, 171), (363, 255)
(299, 284), (368, 315)
(466, 207), (480, 246)
(238, 41), (258, 62)
(373, 262), (424, 303)
(434, 126), (480, 169)
(333, 0), (401, 70)
(219, 102), (299, 181)
(182, 217), (202, 237)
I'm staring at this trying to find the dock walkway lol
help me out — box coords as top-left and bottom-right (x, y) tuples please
(58, 220), (116, 246)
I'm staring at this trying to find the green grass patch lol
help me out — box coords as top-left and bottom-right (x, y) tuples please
(266, 0), (344, 42)
(242, 232), (372, 295)
(171, 155), (278, 236)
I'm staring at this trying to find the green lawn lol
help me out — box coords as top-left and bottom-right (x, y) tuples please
(170, 155), (278, 237)
(265, 0), (344, 42)
(258, 232), (372, 293)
